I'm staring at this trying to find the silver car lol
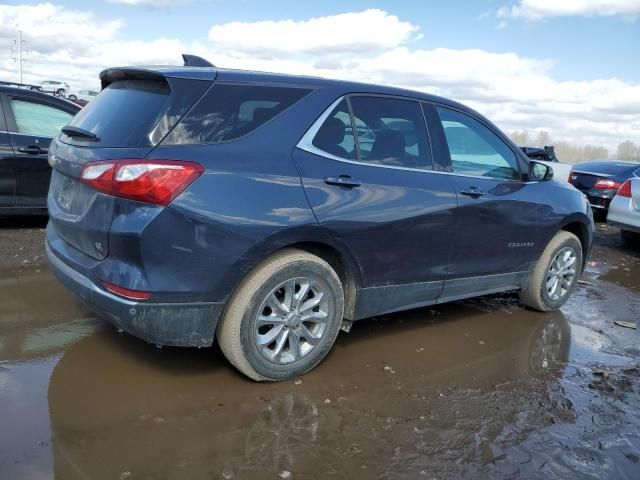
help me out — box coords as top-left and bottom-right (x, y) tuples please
(607, 178), (640, 244)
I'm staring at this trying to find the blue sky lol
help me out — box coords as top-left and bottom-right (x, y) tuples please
(23, 0), (639, 82)
(0, 1), (639, 150)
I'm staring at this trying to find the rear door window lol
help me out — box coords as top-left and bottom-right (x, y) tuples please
(64, 80), (170, 147)
(162, 84), (312, 145)
(10, 99), (73, 138)
(311, 99), (356, 160)
(349, 96), (432, 170)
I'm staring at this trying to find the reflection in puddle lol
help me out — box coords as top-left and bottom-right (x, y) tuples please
(0, 268), (96, 363)
(42, 298), (576, 479)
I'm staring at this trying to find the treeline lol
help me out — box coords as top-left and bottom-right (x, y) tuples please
(507, 130), (640, 164)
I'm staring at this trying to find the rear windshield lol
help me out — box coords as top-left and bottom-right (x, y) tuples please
(63, 80), (170, 147)
(162, 83), (312, 145)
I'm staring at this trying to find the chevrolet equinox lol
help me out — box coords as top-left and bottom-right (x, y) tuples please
(46, 55), (594, 381)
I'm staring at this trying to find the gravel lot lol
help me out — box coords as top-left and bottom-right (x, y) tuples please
(0, 219), (639, 479)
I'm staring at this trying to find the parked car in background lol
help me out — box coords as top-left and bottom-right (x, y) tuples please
(607, 178), (640, 245)
(520, 145), (572, 183)
(570, 160), (640, 214)
(68, 89), (99, 104)
(46, 54), (593, 381)
(36, 80), (70, 97)
(0, 86), (80, 215)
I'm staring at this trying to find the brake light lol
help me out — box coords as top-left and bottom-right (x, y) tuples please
(617, 180), (632, 198)
(594, 179), (621, 190)
(103, 281), (151, 301)
(80, 160), (204, 206)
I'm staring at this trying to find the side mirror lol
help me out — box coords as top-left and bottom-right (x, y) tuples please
(529, 161), (554, 182)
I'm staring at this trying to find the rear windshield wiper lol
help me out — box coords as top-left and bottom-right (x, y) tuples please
(61, 126), (99, 141)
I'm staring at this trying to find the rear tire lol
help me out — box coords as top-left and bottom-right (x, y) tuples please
(621, 229), (639, 247)
(520, 231), (582, 312)
(217, 249), (344, 381)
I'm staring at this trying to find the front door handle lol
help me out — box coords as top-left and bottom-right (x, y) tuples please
(460, 187), (485, 198)
(324, 175), (362, 188)
(18, 145), (48, 155)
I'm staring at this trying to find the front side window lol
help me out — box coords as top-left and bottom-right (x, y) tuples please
(10, 99), (73, 137)
(163, 84), (312, 145)
(436, 107), (519, 180)
(349, 96), (432, 170)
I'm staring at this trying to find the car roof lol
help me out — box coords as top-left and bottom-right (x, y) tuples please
(0, 86), (81, 111)
(100, 64), (475, 113)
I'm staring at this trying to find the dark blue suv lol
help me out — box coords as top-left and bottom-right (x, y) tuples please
(46, 55), (593, 381)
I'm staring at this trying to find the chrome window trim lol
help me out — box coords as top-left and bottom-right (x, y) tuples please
(296, 95), (527, 183)
(0, 129), (55, 139)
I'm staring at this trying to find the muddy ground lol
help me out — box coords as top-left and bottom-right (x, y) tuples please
(0, 220), (639, 480)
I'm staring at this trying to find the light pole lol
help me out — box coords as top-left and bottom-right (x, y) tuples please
(13, 30), (26, 84)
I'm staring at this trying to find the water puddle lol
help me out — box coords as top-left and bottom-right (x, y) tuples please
(0, 259), (639, 479)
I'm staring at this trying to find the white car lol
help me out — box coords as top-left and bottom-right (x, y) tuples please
(37, 80), (70, 97)
(607, 178), (640, 245)
(68, 89), (99, 103)
(520, 146), (572, 184)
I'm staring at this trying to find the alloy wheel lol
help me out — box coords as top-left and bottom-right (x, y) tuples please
(254, 277), (330, 364)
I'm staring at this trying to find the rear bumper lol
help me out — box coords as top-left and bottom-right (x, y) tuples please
(46, 241), (224, 347)
(607, 195), (640, 233)
(585, 194), (613, 210)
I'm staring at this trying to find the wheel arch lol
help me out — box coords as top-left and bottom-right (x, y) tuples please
(218, 226), (364, 320)
(557, 214), (592, 269)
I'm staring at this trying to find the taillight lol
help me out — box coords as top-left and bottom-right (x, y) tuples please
(80, 160), (204, 206)
(594, 179), (622, 190)
(617, 180), (632, 198)
(102, 281), (151, 301)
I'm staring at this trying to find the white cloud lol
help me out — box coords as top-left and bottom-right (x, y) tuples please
(0, 4), (637, 152)
(498, 0), (640, 20)
(208, 9), (421, 57)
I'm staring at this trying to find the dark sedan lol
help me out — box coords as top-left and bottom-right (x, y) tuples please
(0, 86), (80, 215)
(570, 160), (640, 213)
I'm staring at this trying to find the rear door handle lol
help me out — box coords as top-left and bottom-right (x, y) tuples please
(460, 187), (485, 198)
(324, 175), (362, 188)
(18, 145), (48, 155)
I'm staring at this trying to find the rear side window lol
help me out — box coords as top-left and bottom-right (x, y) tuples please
(65, 80), (170, 147)
(162, 84), (312, 145)
(349, 96), (432, 170)
(10, 99), (73, 137)
(311, 99), (356, 159)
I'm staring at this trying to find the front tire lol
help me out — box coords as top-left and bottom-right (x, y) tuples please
(68, 94), (77, 101)
(217, 249), (344, 381)
(520, 231), (582, 312)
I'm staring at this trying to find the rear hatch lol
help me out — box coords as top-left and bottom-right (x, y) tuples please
(48, 70), (213, 260)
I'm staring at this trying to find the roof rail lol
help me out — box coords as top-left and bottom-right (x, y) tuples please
(0, 80), (41, 89)
(182, 54), (215, 68)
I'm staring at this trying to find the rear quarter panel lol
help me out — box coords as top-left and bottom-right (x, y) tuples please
(147, 87), (351, 302)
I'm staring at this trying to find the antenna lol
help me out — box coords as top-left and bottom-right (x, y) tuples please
(182, 54), (215, 68)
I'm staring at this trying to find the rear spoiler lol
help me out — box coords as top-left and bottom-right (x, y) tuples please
(520, 145), (558, 163)
(100, 54), (216, 89)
